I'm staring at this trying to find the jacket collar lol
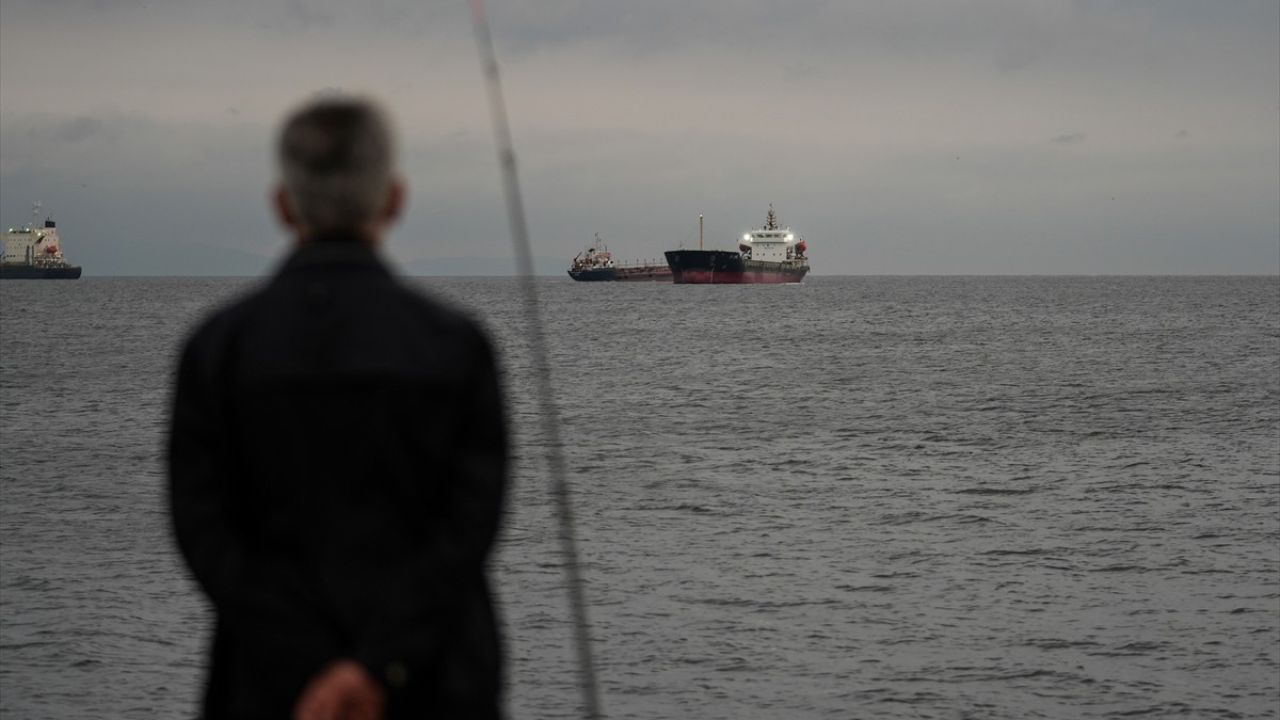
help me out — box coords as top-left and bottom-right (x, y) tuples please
(276, 235), (390, 277)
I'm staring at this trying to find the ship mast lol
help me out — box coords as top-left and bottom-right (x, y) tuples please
(765, 203), (777, 230)
(699, 214), (703, 250)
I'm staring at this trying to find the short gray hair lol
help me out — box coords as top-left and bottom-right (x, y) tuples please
(277, 96), (396, 234)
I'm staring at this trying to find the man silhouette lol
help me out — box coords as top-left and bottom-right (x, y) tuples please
(169, 96), (507, 720)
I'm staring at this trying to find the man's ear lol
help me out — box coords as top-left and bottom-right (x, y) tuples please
(273, 184), (300, 230)
(382, 177), (406, 225)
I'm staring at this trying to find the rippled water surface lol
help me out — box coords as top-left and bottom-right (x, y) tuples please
(2, 275), (1278, 719)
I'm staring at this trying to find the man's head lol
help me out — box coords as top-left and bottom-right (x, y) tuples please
(274, 95), (404, 242)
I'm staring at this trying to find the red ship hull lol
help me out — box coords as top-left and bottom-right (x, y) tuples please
(670, 269), (801, 284)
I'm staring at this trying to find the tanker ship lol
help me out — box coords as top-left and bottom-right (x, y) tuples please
(568, 233), (672, 282)
(664, 206), (808, 284)
(2, 205), (82, 279)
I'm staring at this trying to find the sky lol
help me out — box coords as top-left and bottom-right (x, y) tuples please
(0, 0), (1277, 275)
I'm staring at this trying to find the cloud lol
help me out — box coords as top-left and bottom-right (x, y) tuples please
(33, 116), (107, 144)
(278, 0), (338, 32)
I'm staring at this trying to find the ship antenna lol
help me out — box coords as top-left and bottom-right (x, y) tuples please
(30, 201), (42, 231)
(699, 214), (703, 250)
(466, 3), (604, 719)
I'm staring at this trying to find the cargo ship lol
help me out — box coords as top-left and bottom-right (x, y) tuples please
(665, 206), (808, 284)
(2, 205), (82, 279)
(568, 234), (672, 282)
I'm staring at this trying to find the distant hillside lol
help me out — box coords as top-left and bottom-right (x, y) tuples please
(78, 239), (275, 276)
(73, 243), (567, 277)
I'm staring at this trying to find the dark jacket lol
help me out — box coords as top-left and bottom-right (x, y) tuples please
(168, 238), (507, 719)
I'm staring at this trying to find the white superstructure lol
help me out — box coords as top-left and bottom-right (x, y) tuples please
(3, 204), (73, 268)
(570, 233), (616, 271)
(738, 205), (807, 264)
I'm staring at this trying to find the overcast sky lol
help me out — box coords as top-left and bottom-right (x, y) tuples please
(1, 0), (1277, 275)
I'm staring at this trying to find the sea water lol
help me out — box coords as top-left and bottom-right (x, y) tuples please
(1, 275), (1277, 719)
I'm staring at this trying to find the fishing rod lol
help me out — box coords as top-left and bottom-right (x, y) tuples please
(465, 1), (604, 718)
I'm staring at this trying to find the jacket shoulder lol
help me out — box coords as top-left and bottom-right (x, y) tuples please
(175, 283), (274, 368)
(390, 281), (494, 350)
